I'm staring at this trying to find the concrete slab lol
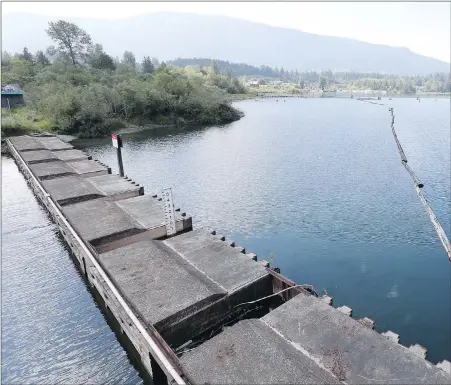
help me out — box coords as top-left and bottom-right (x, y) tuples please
(54, 149), (89, 162)
(20, 149), (58, 164)
(42, 174), (142, 206)
(263, 293), (451, 384)
(99, 241), (225, 330)
(88, 174), (143, 200)
(42, 175), (103, 205)
(29, 160), (109, 180)
(29, 161), (76, 180)
(9, 136), (45, 152)
(180, 319), (340, 384)
(62, 195), (192, 253)
(116, 195), (192, 238)
(37, 136), (73, 151)
(66, 159), (109, 177)
(61, 198), (146, 250)
(164, 229), (269, 294)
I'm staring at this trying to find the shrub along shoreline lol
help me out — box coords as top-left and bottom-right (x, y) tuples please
(1, 21), (246, 138)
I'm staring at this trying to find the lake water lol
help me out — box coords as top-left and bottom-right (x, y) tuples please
(2, 97), (450, 382)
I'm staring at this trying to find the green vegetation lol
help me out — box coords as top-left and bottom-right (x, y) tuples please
(1, 108), (56, 136)
(170, 58), (451, 94)
(1, 21), (245, 137)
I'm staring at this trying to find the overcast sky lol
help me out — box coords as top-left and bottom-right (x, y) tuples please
(3, 1), (450, 63)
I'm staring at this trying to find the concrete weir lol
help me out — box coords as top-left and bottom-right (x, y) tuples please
(6, 134), (451, 385)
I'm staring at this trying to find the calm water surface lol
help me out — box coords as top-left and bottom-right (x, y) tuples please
(76, 97), (450, 363)
(1, 97), (449, 383)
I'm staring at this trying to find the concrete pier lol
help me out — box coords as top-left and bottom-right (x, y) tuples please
(42, 174), (143, 206)
(6, 134), (451, 385)
(180, 319), (341, 384)
(262, 292), (450, 384)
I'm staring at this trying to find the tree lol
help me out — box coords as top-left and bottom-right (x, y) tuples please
(91, 52), (116, 70)
(319, 75), (327, 90)
(46, 20), (92, 67)
(19, 47), (34, 63)
(122, 51), (136, 70)
(2, 51), (12, 66)
(151, 57), (160, 69)
(210, 59), (219, 76)
(35, 50), (51, 67)
(141, 56), (154, 74)
(86, 43), (115, 70)
(1, 57), (35, 85)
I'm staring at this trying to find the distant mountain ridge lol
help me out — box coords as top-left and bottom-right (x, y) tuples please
(2, 11), (450, 75)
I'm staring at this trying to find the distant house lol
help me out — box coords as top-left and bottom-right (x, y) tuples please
(249, 80), (260, 87)
(1, 85), (24, 109)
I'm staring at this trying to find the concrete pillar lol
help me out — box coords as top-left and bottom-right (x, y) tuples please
(319, 295), (333, 306)
(382, 331), (400, 343)
(337, 306), (352, 317)
(246, 253), (257, 261)
(408, 344), (427, 359)
(358, 317), (375, 330)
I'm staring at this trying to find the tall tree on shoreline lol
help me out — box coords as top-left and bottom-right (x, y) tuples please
(19, 47), (34, 63)
(46, 20), (92, 67)
(141, 56), (155, 74)
(122, 51), (136, 71)
(35, 50), (50, 67)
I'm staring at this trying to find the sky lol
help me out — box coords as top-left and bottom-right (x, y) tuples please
(2, 1), (450, 63)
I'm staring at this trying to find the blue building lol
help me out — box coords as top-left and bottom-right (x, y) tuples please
(1, 91), (25, 109)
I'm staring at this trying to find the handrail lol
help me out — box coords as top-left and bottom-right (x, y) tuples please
(7, 139), (187, 385)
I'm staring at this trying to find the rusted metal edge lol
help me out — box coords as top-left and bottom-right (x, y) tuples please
(266, 268), (313, 301)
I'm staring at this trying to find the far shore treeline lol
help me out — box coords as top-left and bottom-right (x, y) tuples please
(1, 20), (450, 138)
(170, 58), (451, 94)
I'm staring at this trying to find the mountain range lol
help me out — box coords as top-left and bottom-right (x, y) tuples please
(2, 11), (450, 75)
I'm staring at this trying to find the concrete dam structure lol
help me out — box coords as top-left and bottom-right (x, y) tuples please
(6, 134), (451, 384)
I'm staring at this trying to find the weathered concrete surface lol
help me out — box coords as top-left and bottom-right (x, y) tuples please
(263, 293), (451, 384)
(62, 196), (192, 253)
(38, 136), (74, 151)
(19, 148), (88, 164)
(180, 319), (340, 384)
(117, 195), (192, 239)
(29, 160), (109, 180)
(29, 161), (76, 180)
(20, 149), (58, 164)
(9, 135), (74, 152)
(61, 198), (147, 250)
(66, 159), (109, 177)
(88, 174), (143, 199)
(42, 174), (142, 206)
(54, 149), (89, 162)
(42, 175), (103, 204)
(164, 229), (268, 293)
(99, 241), (225, 330)
(9, 136), (45, 152)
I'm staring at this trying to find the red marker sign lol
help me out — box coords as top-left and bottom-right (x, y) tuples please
(112, 133), (119, 148)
